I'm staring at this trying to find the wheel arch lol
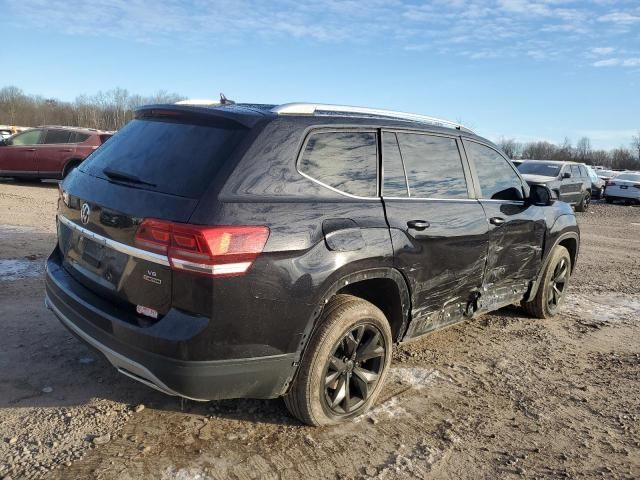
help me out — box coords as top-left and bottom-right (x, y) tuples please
(282, 267), (411, 395)
(62, 158), (83, 178)
(525, 231), (579, 302)
(296, 267), (411, 355)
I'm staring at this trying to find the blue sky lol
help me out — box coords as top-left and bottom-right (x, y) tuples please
(2, 0), (639, 149)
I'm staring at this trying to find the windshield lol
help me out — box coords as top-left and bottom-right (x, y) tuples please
(517, 162), (561, 177)
(616, 173), (640, 182)
(80, 118), (247, 198)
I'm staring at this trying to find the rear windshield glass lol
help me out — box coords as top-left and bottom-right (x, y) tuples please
(80, 118), (246, 198)
(517, 162), (561, 177)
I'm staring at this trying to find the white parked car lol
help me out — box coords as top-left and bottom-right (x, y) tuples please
(605, 172), (640, 204)
(0, 129), (12, 140)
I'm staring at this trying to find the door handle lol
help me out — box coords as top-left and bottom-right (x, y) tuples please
(26, 148), (36, 151)
(489, 217), (505, 226)
(60, 149), (73, 152)
(407, 220), (430, 230)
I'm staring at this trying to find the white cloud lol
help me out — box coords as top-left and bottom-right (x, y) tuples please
(593, 57), (640, 67)
(592, 47), (615, 55)
(598, 12), (640, 24)
(4, 0), (639, 71)
(593, 58), (620, 66)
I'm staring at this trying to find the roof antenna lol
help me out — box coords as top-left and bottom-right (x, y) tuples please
(220, 93), (235, 105)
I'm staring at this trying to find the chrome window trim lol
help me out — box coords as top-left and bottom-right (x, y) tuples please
(480, 199), (525, 205)
(383, 197), (480, 202)
(297, 169), (380, 201)
(58, 215), (170, 266)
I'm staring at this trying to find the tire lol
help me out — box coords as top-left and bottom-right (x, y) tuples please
(284, 294), (392, 426)
(521, 246), (571, 319)
(575, 192), (590, 212)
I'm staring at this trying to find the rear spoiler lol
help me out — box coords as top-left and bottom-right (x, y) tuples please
(135, 104), (271, 129)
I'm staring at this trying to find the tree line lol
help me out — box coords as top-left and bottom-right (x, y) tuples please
(0, 86), (185, 132)
(498, 135), (640, 170)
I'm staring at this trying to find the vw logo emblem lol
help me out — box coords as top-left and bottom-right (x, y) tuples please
(80, 203), (91, 225)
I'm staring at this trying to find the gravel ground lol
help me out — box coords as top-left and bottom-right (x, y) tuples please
(0, 180), (638, 480)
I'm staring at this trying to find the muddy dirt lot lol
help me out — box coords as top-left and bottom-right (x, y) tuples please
(0, 180), (638, 480)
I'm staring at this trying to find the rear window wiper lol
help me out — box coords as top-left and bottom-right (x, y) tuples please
(103, 167), (156, 188)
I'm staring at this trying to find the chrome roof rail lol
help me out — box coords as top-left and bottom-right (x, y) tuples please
(271, 103), (473, 133)
(175, 99), (221, 106)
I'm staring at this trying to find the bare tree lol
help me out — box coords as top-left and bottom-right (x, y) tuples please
(632, 131), (640, 162)
(0, 85), (186, 131)
(497, 137), (522, 159)
(611, 148), (637, 170)
(576, 137), (591, 163)
(590, 150), (611, 167)
(521, 141), (558, 160)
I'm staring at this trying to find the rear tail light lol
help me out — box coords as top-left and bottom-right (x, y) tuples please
(135, 219), (269, 277)
(608, 182), (616, 186)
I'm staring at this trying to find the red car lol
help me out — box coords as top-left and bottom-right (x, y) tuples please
(0, 126), (112, 180)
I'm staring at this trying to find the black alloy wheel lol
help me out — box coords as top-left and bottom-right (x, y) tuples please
(322, 324), (386, 415)
(547, 256), (569, 313)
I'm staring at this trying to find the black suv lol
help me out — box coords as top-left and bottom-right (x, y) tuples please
(517, 160), (592, 211)
(45, 102), (580, 425)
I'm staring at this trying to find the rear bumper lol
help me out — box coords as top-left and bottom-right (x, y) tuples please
(45, 250), (297, 400)
(605, 190), (640, 201)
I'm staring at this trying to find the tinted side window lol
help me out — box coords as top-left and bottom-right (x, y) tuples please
(396, 133), (468, 198)
(9, 129), (42, 146)
(382, 132), (408, 197)
(465, 141), (523, 200)
(44, 130), (72, 144)
(299, 131), (378, 197)
(70, 132), (90, 143)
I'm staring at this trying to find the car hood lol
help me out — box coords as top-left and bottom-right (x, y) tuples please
(521, 174), (557, 184)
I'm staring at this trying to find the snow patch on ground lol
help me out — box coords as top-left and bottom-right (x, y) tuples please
(374, 440), (446, 479)
(355, 396), (407, 423)
(390, 367), (443, 389)
(563, 293), (640, 323)
(0, 259), (43, 281)
(161, 466), (209, 480)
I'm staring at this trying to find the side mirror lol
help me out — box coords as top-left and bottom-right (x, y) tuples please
(527, 184), (554, 206)
(491, 186), (524, 201)
(562, 172), (571, 179)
